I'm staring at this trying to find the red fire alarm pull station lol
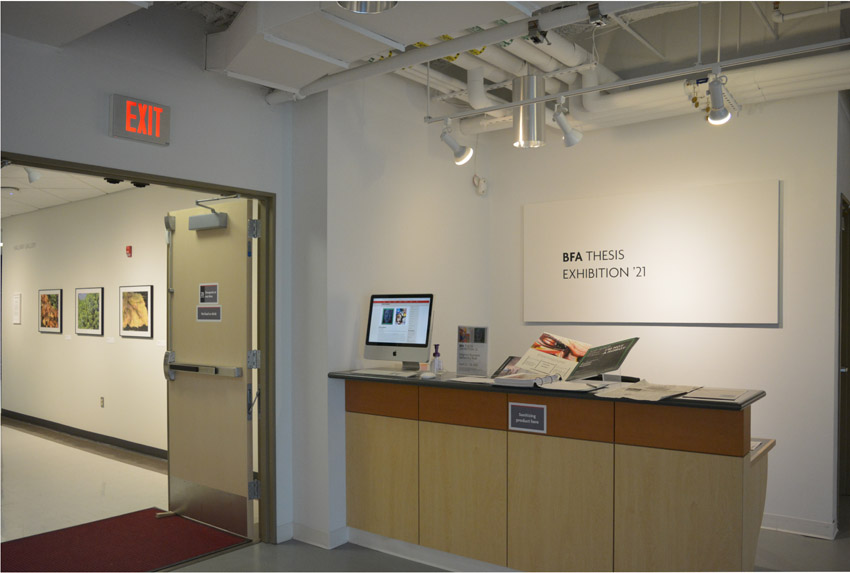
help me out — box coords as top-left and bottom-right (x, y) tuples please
(126, 246), (133, 258)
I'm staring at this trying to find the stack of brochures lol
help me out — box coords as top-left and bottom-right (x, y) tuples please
(492, 372), (560, 387)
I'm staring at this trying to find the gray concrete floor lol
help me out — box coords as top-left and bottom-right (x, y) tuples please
(3, 417), (849, 572)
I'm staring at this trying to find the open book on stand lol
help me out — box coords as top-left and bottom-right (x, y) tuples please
(491, 368), (559, 387)
(503, 333), (639, 390)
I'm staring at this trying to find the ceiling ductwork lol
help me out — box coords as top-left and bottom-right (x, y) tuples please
(3, 1), (849, 138)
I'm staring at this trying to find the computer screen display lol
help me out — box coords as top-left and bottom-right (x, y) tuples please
(366, 294), (433, 346)
(364, 294), (434, 368)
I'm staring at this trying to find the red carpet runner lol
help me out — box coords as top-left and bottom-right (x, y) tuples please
(1, 507), (249, 571)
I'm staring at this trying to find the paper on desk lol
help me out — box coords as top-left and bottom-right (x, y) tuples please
(535, 380), (597, 392)
(593, 380), (701, 401)
(451, 376), (494, 384)
(683, 387), (747, 401)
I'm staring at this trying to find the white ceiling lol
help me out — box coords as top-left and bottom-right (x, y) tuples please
(0, 164), (163, 219)
(1, 1), (848, 218)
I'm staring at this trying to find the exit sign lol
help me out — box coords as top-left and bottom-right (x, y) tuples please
(110, 94), (170, 145)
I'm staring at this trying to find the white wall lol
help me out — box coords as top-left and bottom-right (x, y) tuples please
(1, 3), (295, 540)
(323, 73), (493, 541)
(322, 78), (843, 539)
(1, 187), (214, 448)
(479, 93), (841, 538)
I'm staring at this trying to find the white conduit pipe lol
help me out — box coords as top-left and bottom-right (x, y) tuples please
(420, 37), (513, 83)
(466, 67), (511, 117)
(291, 1), (653, 99)
(533, 31), (620, 86)
(573, 48), (850, 123)
(471, 22), (566, 94)
(772, 2), (850, 23)
(455, 50), (850, 134)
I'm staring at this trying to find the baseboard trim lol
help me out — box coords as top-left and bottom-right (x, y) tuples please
(1, 409), (167, 460)
(276, 522), (294, 543)
(761, 513), (837, 540)
(292, 523), (349, 549)
(348, 528), (515, 572)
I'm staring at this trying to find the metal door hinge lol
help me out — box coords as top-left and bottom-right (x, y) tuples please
(248, 479), (261, 500)
(248, 219), (261, 239)
(248, 350), (261, 369)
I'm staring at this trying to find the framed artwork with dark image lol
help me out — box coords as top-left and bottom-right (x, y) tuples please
(38, 289), (62, 334)
(120, 285), (153, 338)
(75, 287), (104, 336)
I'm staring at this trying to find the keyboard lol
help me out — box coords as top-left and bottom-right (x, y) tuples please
(351, 369), (420, 378)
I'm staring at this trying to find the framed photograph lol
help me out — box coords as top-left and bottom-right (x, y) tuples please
(119, 285), (153, 338)
(38, 289), (62, 333)
(75, 287), (104, 336)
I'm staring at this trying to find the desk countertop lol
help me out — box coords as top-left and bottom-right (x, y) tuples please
(329, 370), (765, 411)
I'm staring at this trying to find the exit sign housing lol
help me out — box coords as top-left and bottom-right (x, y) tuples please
(110, 94), (170, 145)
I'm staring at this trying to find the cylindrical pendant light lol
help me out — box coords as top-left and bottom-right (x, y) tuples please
(512, 75), (546, 148)
(337, 1), (397, 14)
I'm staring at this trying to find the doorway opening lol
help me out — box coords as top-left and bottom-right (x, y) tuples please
(0, 153), (277, 542)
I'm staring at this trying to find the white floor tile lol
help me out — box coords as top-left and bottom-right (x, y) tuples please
(1, 425), (167, 542)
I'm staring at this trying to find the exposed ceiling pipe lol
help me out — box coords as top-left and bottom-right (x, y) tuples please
(466, 67), (511, 117)
(264, 1), (653, 102)
(529, 29), (619, 86)
(419, 36), (513, 83)
(473, 22), (568, 94)
(455, 49), (850, 134)
(772, 1), (850, 23)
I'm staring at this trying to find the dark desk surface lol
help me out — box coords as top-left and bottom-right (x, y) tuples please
(329, 370), (765, 411)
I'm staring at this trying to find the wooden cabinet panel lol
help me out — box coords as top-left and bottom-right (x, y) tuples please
(614, 444), (743, 571)
(346, 412), (419, 544)
(507, 393), (614, 442)
(419, 386), (506, 429)
(345, 380), (418, 419)
(615, 402), (750, 456)
(419, 421), (507, 566)
(508, 433), (614, 571)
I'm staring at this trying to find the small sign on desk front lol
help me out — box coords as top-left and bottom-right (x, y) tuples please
(509, 402), (547, 434)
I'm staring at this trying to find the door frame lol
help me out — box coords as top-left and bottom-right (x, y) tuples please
(1, 152), (277, 542)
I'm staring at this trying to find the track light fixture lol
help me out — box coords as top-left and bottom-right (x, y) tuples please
(441, 119), (473, 166)
(707, 69), (731, 126)
(553, 97), (583, 147)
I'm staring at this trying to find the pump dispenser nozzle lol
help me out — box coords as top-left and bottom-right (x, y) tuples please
(430, 344), (443, 374)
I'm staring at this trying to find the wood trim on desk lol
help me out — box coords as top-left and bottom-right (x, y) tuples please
(345, 380), (418, 420)
(419, 386), (507, 430)
(507, 394), (614, 442)
(615, 402), (750, 456)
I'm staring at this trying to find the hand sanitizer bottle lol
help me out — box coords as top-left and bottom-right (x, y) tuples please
(431, 344), (443, 374)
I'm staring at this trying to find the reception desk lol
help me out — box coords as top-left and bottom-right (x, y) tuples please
(330, 371), (773, 572)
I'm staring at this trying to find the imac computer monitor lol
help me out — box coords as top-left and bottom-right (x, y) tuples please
(364, 294), (434, 370)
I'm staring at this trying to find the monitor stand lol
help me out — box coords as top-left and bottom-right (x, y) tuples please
(402, 361), (421, 371)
